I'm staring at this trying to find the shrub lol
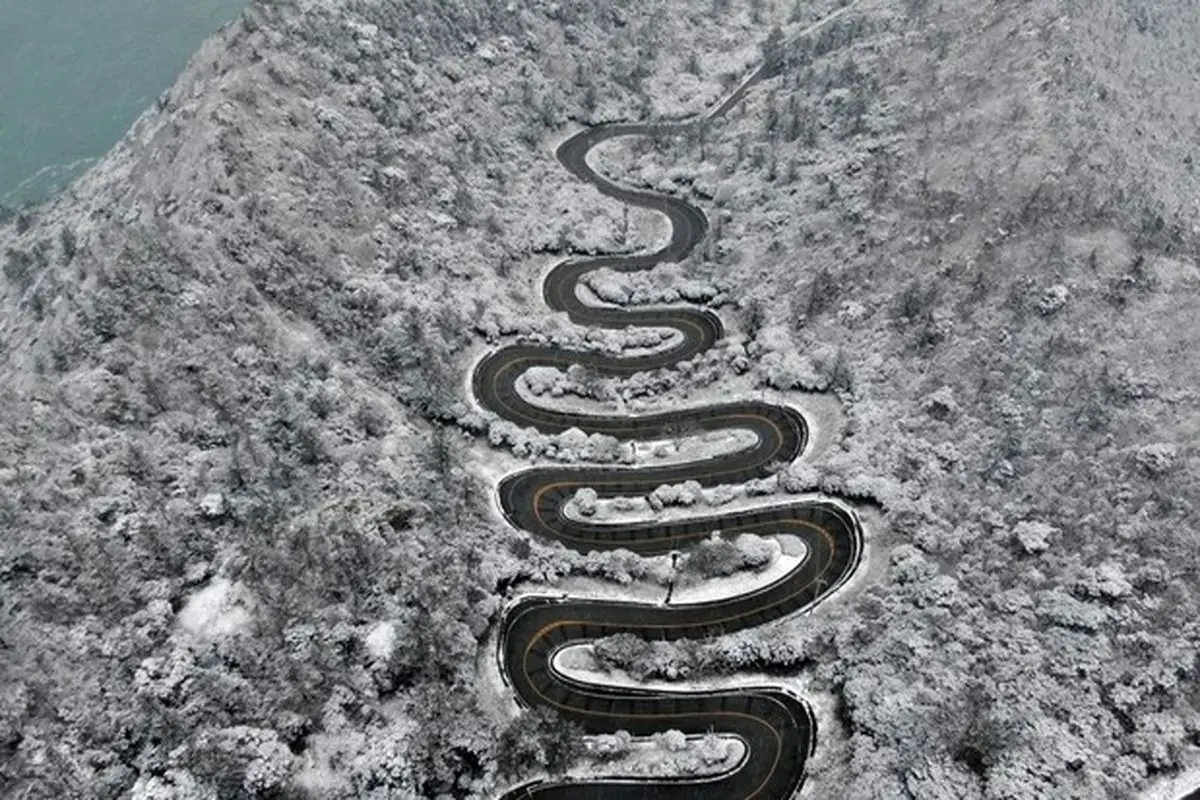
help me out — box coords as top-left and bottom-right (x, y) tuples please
(684, 534), (772, 579)
(648, 481), (704, 511)
(593, 632), (651, 673)
(572, 487), (598, 517)
(589, 730), (633, 760)
(495, 708), (583, 777)
(806, 266), (840, 317)
(1134, 443), (1178, 477)
(59, 226), (77, 263)
(3, 248), (35, 291)
(941, 684), (1018, 777)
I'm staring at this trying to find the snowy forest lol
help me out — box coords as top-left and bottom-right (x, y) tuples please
(1, 0), (1198, 798)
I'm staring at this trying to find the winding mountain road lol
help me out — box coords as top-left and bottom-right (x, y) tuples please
(476, 39), (865, 800)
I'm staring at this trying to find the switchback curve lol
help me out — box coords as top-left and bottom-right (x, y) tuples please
(477, 50), (865, 800)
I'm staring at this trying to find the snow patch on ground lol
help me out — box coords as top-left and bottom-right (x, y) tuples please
(176, 577), (253, 639)
(1137, 761), (1200, 800)
(363, 621), (396, 661)
(629, 428), (759, 466)
(570, 732), (747, 783)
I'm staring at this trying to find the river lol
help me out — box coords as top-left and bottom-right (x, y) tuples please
(0, 0), (245, 209)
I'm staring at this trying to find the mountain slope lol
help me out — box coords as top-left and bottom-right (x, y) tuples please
(1, 0), (1197, 798)
(0, 1), (793, 796)
(577, 1), (1200, 797)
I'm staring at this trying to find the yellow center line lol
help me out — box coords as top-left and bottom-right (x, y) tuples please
(520, 520), (835, 649)
(514, 521), (837, 797)
(482, 20), (870, 791)
(526, 411), (792, 539)
(525, 688), (786, 799)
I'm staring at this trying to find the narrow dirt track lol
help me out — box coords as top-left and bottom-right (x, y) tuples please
(476, 39), (866, 800)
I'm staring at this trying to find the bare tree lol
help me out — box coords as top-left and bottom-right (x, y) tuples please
(663, 417), (699, 451)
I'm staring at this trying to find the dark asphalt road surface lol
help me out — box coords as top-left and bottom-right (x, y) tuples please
(477, 63), (864, 800)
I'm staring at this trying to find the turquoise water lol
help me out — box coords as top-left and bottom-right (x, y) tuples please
(0, 0), (246, 209)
